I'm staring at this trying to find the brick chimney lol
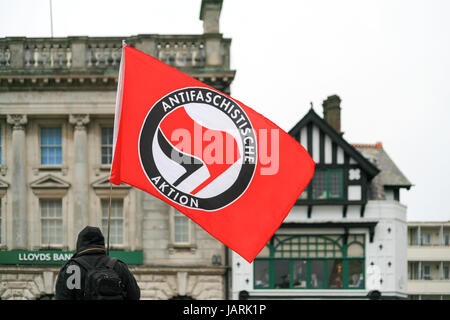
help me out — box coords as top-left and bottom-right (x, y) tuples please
(322, 95), (342, 134)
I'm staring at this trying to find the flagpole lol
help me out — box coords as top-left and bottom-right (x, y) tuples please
(107, 182), (112, 255)
(49, 0), (54, 38)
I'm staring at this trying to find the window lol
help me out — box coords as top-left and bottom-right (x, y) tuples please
(422, 265), (431, 280)
(444, 234), (449, 246)
(254, 234), (365, 290)
(409, 228), (419, 245)
(348, 260), (364, 288)
(409, 262), (419, 280)
(444, 266), (449, 280)
(101, 199), (123, 245)
(311, 169), (343, 200)
(327, 260), (343, 288)
(101, 127), (113, 165)
(421, 233), (431, 246)
(254, 260), (270, 288)
(40, 127), (62, 165)
(310, 260), (324, 288)
(292, 260), (307, 288)
(40, 199), (63, 245)
(274, 260), (290, 288)
(174, 210), (190, 244)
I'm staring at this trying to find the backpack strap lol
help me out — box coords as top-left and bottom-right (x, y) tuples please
(105, 257), (118, 270)
(72, 255), (93, 272)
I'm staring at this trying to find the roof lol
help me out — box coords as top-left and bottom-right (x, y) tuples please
(354, 144), (412, 189)
(289, 108), (380, 179)
(408, 221), (450, 226)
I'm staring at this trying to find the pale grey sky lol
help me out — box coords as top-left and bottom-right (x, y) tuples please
(1, 0), (449, 221)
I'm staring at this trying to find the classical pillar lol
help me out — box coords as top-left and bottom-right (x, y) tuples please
(7, 114), (28, 249)
(69, 114), (90, 236)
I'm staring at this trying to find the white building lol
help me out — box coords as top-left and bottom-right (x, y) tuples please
(407, 221), (450, 300)
(232, 95), (412, 300)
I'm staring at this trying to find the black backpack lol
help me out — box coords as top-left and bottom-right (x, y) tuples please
(72, 255), (125, 300)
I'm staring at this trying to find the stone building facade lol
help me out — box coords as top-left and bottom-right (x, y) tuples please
(0, 0), (234, 299)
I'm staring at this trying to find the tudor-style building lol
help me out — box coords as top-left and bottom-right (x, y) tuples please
(232, 95), (412, 299)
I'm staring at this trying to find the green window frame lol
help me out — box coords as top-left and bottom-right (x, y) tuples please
(254, 234), (365, 290)
(311, 169), (344, 200)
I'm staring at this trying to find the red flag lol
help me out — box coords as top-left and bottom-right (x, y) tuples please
(110, 45), (315, 263)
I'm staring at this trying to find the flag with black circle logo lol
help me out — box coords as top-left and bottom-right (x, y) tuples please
(110, 45), (315, 262)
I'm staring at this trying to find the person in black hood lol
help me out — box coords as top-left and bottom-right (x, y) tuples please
(55, 226), (140, 300)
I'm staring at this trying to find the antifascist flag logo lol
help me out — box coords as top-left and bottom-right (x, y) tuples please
(139, 87), (257, 211)
(110, 45), (315, 262)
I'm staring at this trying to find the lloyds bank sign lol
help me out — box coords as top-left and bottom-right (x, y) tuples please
(0, 250), (143, 265)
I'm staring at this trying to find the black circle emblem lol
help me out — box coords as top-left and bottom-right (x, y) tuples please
(139, 87), (257, 211)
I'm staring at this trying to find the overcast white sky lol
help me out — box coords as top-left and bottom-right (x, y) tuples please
(1, 0), (449, 221)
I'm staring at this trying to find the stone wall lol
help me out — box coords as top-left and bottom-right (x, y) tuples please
(0, 266), (226, 300)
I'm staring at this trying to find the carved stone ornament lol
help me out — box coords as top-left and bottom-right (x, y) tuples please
(69, 114), (90, 130)
(6, 114), (28, 130)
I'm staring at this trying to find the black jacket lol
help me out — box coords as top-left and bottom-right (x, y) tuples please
(55, 226), (140, 300)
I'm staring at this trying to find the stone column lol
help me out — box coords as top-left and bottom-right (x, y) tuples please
(69, 114), (90, 236)
(7, 114), (28, 249)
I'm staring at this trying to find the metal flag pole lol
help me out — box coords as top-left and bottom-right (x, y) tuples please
(107, 182), (112, 255)
(49, 0), (54, 38)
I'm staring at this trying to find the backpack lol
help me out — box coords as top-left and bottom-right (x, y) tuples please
(72, 255), (125, 300)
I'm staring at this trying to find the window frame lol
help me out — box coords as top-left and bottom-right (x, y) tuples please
(39, 126), (63, 166)
(421, 233), (431, 246)
(444, 266), (449, 280)
(311, 169), (344, 200)
(92, 178), (134, 251)
(101, 198), (125, 247)
(168, 207), (197, 252)
(423, 265), (431, 280)
(39, 198), (64, 247)
(253, 234), (365, 290)
(100, 126), (114, 165)
(170, 208), (192, 246)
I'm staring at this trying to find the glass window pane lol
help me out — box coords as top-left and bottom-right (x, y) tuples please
(254, 260), (270, 289)
(327, 260), (343, 289)
(40, 199), (62, 245)
(312, 171), (327, 199)
(329, 170), (342, 198)
(41, 128), (62, 165)
(101, 199), (124, 245)
(174, 211), (189, 243)
(101, 128), (113, 164)
(274, 260), (290, 289)
(347, 243), (364, 257)
(348, 260), (364, 288)
(293, 260), (307, 288)
(309, 260), (324, 288)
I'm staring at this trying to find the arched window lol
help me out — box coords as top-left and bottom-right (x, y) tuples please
(254, 234), (365, 290)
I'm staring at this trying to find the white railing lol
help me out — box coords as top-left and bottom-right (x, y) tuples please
(24, 41), (72, 68)
(86, 40), (122, 68)
(0, 46), (10, 67)
(0, 35), (230, 70)
(156, 40), (206, 67)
